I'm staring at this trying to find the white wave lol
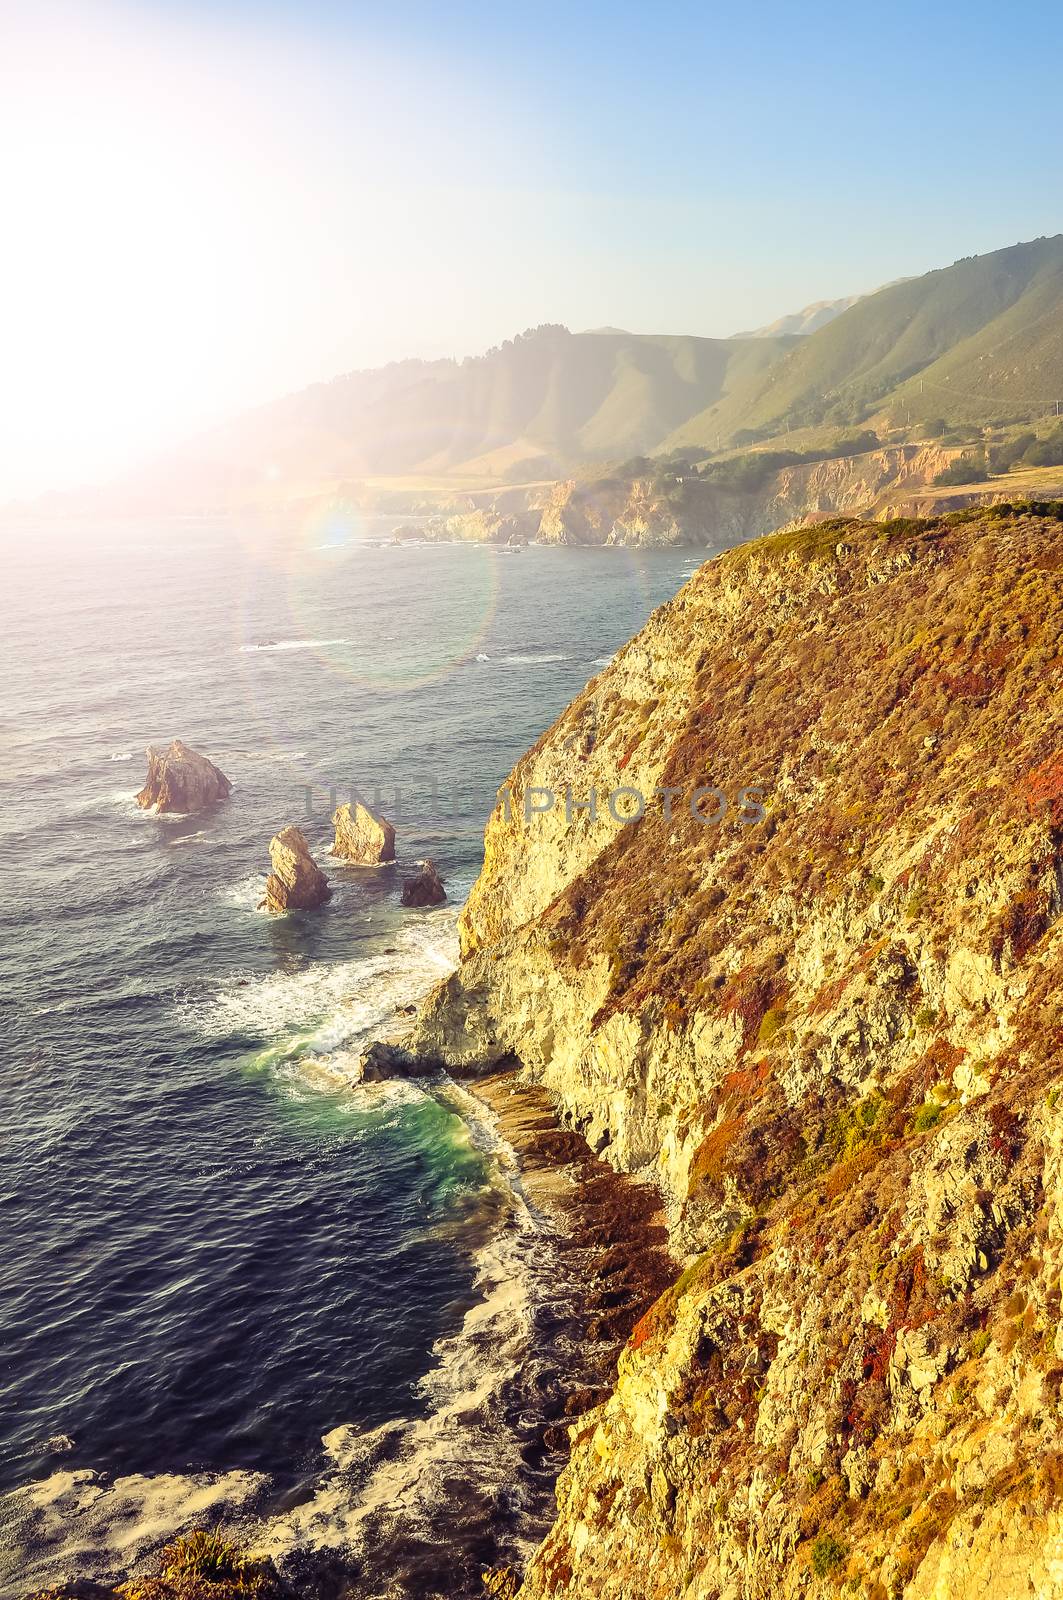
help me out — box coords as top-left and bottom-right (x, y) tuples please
(1, 1466), (267, 1594)
(475, 652), (490, 662)
(108, 789), (149, 819)
(254, 1092), (545, 1564)
(180, 910), (459, 1064)
(591, 654), (615, 667)
(217, 873), (267, 912)
(238, 638), (346, 653)
(109, 751), (134, 762)
(500, 653), (570, 665)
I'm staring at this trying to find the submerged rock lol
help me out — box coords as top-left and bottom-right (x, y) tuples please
(332, 799), (396, 864)
(135, 739), (231, 813)
(400, 858), (447, 907)
(260, 825), (331, 913)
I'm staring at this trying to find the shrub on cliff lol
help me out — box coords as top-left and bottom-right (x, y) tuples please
(934, 454), (988, 485)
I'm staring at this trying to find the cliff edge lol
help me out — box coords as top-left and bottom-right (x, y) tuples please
(409, 502), (1063, 1597)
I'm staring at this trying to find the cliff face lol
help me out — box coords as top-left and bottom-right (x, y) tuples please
(535, 445), (955, 548)
(410, 503), (1063, 1597)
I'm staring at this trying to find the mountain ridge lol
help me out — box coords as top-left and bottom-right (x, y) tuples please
(31, 234), (1063, 520)
(668, 236), (1063, 448)
(110, 326), (798, 512)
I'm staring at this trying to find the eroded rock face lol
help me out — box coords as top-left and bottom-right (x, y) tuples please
(331, 800), (396, 864)
(400, 859), (446, 907)
(536, 445), (958, 548)
(402, 505), (1063, 1598)
(260, 825), (331, 913)
(135, 740), (231, 813)
(443, 509), (540, 545)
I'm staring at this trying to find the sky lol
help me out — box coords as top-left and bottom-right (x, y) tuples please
(2, 0), (1062, 499)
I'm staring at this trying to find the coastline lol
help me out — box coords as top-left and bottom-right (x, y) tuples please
(5, 1062), (674, 1600)
(459, 1068), (674, 1361)
(441, 1068), (675, 1573)
(255, 1064), (677, 1599)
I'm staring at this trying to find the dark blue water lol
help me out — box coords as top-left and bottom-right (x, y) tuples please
(0, 513), (698, 1591)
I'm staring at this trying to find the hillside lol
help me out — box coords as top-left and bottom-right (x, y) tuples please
(42, 235), (1063, 523)
(397, 502), (1063, 1598)
(668, 236), (1063, 448)
(115, 326), (796, 512)
(528, 442), (955, 547)
(732, 293), (862, 338)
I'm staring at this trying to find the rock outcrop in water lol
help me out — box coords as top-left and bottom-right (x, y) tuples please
(135, 739), (231, 813)
(331, 800), (396, 865)
(260, 825), (331, 914)
(401, 502), (1063, 1598)
(443, 509), (540, 545)
(400, 859), (446, 907)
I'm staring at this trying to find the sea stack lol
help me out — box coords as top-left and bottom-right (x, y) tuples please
(400, 859), (446, 907)
(136, 740), (231, 813)
(332, 800), (396, 864)
(260, 825), (331, 913)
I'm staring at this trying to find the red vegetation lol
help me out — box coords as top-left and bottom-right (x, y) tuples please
(1023, 751), (1063, 828)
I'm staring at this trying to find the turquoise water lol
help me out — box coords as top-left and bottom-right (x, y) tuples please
(0, 515), (702, 1594)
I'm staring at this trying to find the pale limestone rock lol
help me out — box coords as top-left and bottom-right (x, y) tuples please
(331, 800), (395, 864)
(260, 826), (330, 914)
(136, 739), (231, 813)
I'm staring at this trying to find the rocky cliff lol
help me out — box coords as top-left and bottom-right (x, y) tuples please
(407, 502), (1063, 1597)
(535, 445), (956, 549)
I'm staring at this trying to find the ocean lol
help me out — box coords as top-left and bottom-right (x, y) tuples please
(0, 512), (701, 1595)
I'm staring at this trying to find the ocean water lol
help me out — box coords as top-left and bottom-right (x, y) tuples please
(0, 513), (701, 1594)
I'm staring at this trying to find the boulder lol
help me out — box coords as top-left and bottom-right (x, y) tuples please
(332, 800), (396, 864)
(358, 1040), (419, 1081)
(444, 509), (540, 545)
(260, 825), (331, 913)
(401, 858), (447, 907)
(136, 740), (231, 813)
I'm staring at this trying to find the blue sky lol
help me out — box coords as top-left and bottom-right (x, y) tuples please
(2, 0), (1061, 494)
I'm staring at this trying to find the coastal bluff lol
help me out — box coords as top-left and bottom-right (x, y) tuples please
(397, 503), (1063, 1598)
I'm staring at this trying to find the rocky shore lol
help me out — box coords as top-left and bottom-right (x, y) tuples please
(386, 445), (1044, 551)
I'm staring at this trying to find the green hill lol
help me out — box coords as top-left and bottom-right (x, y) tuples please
(82, 235), (1063, 515)
(664, 235), (1063, 449)
(132, 325), (797, 508)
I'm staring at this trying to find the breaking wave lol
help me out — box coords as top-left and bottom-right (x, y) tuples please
(238, 639), (347, 653)
(500, 653), (570, 666)
(179, 908), (460, 1091)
